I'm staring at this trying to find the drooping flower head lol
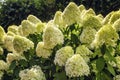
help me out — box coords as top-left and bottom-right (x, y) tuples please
(36, 42), (52, 58)
(65, 54), (90, 77)
(43, 23), (64, 49)
(62, 2), (80, 26)
(19, 65), (46, 80)
(13, 35), (34, 53)
(54, 46), (74, 66)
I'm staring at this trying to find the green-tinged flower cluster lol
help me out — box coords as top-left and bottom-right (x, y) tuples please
(54, 46), (74, 66)
(27, 15), (41, 24)
(80, 27), (96, 46)
(62, 2), (80, 26)
(43, 23), (64, 49)
(7, 25), (19, 35)
(113, 18), (120, 32)
(91, 24), (119, 48)
(0, 47), (3, 55)
(115, 56), (120, 71)
(19, 65), (46, 80)
(36, 42), (52, 58)
(13, 35), (34, 53)
(0, 26), (5, 44)
(65, 54), (90, 77)
(76, 45), (93, 62)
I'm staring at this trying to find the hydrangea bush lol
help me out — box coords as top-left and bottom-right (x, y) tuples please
(0, 2), (120, 80)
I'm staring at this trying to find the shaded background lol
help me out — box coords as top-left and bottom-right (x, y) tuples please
(0, 0), (120, 31)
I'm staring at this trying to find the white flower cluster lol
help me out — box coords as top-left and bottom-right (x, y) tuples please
(43, 23), (64, 49)
(13, 35), (34, 53)
(19, 65), (46, 80)
(54, 46), (74, 66)
(36, 42), (52, 58)
(65, 54), (90, 77)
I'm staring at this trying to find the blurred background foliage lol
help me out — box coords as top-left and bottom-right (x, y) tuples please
(0, 0), (120, 31)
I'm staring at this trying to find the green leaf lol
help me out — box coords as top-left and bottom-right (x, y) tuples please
(107, 63), (116, 76)
(19, 59), (28, 67)
(96, 57), (105, 72)
(53, 71), (67, 80)
(9, 60), (16, 70)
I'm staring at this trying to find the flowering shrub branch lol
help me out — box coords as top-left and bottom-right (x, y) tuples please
(0, 2), (120, 80)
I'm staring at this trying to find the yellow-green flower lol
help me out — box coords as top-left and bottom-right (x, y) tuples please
(0, 26), (5, 44)
(21, 20), (36, 36)
(0, 71), (4, 80)
(109, 12), (120, 24)
(54, 46), (74, 66)
(13, 35), (34, 53)
(102, 11), (114, 25)
(36, 22), (46, 33)
(62, 2), (80, 26)
(53, 11), (65, 28)
(113, 75), (120, 80)
(4, 35), (14, 51)
(0, 47), (3, 55)
(91, 24), (119, 48)
(36, 42), (52, 58)
(113, 18), (120, 32)
(82, 15), (102, 30)
(0, 60), (8, 70)
(78, 4), (86, 12)
(80, 27), (96, 45)
(65, 54), (90, 77)
(19, 65), (46, 80)
(43, 24), (64, 49)
(7, 25), (19, 35)
(27, 15), (41, 24)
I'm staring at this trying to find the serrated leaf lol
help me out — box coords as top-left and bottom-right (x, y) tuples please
(96, 57), (105, 72)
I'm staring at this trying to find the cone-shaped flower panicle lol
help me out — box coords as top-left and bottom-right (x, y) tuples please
(21, 20), (36, 36)
(91, 24), (119, 48)
(19, 65), (46, 80)
(36, 42), (52, 58)
(13, 35), (34, 53)
(62, 2), (80, 26)
(54, 46), (74, 66)
(78, 4), (86, 12)
(53, 11), (65, 28)
(43, 23), (64, 49)
(65, 54), (90, 77)
(27, 15), (41, 24)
